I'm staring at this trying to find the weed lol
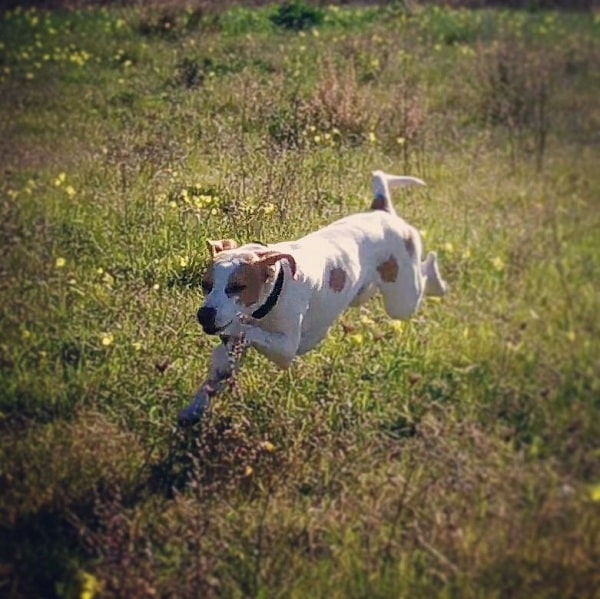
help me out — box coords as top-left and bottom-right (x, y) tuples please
(474, 39), (560, 170)
(383, 80), (428, 171)
(306, 59), (373, 144)
(135, 6), (203, 40)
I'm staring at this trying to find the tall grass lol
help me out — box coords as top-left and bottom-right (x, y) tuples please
(1, 3), (599, 597)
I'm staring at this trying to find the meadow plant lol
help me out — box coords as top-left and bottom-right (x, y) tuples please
(474, 39), (561, 170)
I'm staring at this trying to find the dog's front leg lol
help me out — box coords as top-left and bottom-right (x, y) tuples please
(230, 317), (302, 369)
(178, 342), (243, 426)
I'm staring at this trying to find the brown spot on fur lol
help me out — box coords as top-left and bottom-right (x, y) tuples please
(371, 195), (388, 211)
(404, 235), (415, 257)
(227, 262), (268, 307)
(209, 250), (295, 308)
(328, 267), (347, 292)
(228, 254), (287, 307)
(377, 255), (399, 283)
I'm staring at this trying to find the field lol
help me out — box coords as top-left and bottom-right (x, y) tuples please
(1, 2), (599, 597)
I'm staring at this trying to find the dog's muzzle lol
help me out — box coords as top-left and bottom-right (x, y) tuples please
(197, 306), (219, 334)
(197, 306), (233, 335)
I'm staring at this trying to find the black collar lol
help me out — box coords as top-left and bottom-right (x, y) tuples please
(252, 267), (284, 319)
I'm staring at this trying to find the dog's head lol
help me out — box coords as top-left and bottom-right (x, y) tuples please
(197, 239), (296, 335)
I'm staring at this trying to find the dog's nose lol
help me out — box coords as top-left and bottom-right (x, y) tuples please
(197, 306), (217, 333)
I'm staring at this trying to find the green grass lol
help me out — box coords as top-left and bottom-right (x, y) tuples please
(1, 3), (599, 597)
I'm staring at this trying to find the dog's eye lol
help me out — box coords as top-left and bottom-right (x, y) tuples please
(201, 280), (213, 294)
(226, 283), (246, 294)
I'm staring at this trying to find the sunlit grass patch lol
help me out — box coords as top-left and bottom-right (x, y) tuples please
(0, 2), (598, 597)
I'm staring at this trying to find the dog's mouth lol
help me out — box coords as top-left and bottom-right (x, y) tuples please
(202, 320), (232, 335)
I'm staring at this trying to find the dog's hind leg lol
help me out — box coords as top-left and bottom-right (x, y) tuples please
(377, 250), (448, 323)
(379, 265), (426, 321)
(422, 252), (448, 297)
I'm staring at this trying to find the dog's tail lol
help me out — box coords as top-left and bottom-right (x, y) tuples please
(371, 170), (425, 215)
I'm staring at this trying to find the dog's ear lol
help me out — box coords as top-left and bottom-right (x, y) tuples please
(255, 251), (298, 279)
(206, 238), (238, 257)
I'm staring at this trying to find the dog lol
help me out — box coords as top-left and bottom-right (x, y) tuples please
(178, 170), (448, 425)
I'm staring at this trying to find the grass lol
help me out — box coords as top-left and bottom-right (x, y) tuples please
(1, 2), (599, 597)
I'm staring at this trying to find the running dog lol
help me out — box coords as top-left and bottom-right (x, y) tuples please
(178, 171), (448, 425)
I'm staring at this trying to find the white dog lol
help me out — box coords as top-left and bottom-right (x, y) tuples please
(178, 171), (447, 425)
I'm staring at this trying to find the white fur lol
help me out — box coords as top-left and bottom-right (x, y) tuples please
(179, 171), (447, 424)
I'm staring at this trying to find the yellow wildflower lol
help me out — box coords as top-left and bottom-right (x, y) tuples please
(350, 333), (364, 345)
(101, 333), (114, 347)
(492, 256), (505, 272)
(55, 257), (66, 268)
(260, 441), (275, 453)
(80, 571), (102, 599)
(54, 172), (66, 187)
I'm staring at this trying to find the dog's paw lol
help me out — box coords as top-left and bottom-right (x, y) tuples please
(177, 389), (211, 426)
